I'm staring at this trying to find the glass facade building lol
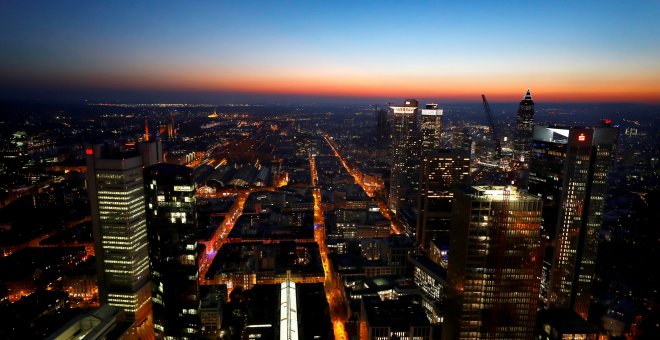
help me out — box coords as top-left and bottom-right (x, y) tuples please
(445, 186), (543, 339)
(420, 103), (443, 152)
(416, 149), (470, 250)
(144, 163), (200, 338)
(388, 99), (420, 212)
(530, 126), (617, 319)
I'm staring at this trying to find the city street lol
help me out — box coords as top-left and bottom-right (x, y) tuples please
(310, 154), (348, 340)
(323, 133), (404, 234)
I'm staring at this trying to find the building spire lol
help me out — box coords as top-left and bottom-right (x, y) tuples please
(523, 89), (533, 101)
(144, 116), (149, 141)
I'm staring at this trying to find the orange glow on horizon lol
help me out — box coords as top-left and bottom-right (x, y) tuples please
(15, 67), (660, 103)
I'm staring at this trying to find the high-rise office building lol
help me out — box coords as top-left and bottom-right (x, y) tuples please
(514, 89), (535, 162)
(388, 99), (420, 212)
(420, 103), (443, 152)
(416, 149), (469, 250)
(85, 142), (160, 323)
(144, 164), (200, 337)
(376, 106), (389, 145)
(444, 186), (543, 340)
(530, 126), (617, 319)
(449, 127), (473, 157)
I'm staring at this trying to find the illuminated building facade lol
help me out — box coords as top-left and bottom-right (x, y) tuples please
(409, 255), (447, 302)
(514, 89), (535, 162)
(416, 149), (470, 250)
(420, 103), (443, 152)
(86, 143), (156, 323)
(388, 99), (420, 212)
(445, 186), (543, 340)
(531, 126), (617, 319)
(144, 164), (200, 337)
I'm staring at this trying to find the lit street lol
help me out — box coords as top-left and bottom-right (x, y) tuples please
(310, 154), (348, 340)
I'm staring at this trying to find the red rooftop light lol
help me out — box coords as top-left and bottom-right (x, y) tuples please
(85, 149), (93, 155)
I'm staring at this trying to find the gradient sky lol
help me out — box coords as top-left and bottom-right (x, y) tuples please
(1, 1), (659, 103)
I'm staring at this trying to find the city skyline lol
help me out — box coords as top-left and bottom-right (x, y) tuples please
(1, 1), (660, 103)
(1, 1), (659, 339)
(1, 96), (657, 338)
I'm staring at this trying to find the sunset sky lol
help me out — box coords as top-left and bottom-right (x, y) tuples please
(1, 1), (659, 103)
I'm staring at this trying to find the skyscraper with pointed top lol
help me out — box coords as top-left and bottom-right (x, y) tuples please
(514, 89), (535, 162)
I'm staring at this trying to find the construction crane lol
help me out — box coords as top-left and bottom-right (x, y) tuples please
(481, 94), (502, 158)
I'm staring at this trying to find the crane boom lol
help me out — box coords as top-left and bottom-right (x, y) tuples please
(481, 94), (502, 158)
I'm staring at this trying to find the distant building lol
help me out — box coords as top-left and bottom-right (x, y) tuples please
(360, 296), (434, 339)
(420, 103), (443, 152)
(388, 99), (420, 212)
(61, 273), (97, 301)
(536, 309), (601, 340)
(514, 89), (535, 162)
(379, 234), (416, 276)
(409, 254), (448, 303)
(47, 305), (134, 340)
(376, 106), (389, 145)
(327, 208), (390, 239)
(445, 186), (543, 339)
(144, 163), (200, 337)
(427, 239), (448, 269)
(416, 149), (470, 250)
(240, 283), (332, 340)
(85, 142), (160, 323)
(409, 254), (447, 324)
(199, 285), (225, 338)
(530, 125), (618, 320)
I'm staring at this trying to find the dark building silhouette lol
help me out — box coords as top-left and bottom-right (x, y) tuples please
(529, 126), (617, 320)
(445, 186), (543, 339)
(376, 106), (389, 145)
(514, 89), (535, 163)
(144, 164), (200, 337)
(416, 149), (470, 250)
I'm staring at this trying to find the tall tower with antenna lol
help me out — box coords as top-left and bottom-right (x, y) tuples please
(514, 89), (535, 162)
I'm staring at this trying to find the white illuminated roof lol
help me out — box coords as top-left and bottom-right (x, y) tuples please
(472, 185), (523, 201)
(390, 106), (417, 114)
(533, 125), (570, 144)
(280, 281), (298, 340)
(421, 109), (443, 116)
(548, 128), (569, 138)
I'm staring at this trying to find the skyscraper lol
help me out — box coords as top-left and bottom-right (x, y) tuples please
(388, 99), (420, 212)
(444, 186), (543, 340)
(420, 103), (443, 152)
(144, 164), (200, 337)
(416, 149), (469, 250)
(375, 106), (389, 145)
(530, 126), (617, 319)
(86, 142), (159, 323)
(514, 89), (535, 162)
